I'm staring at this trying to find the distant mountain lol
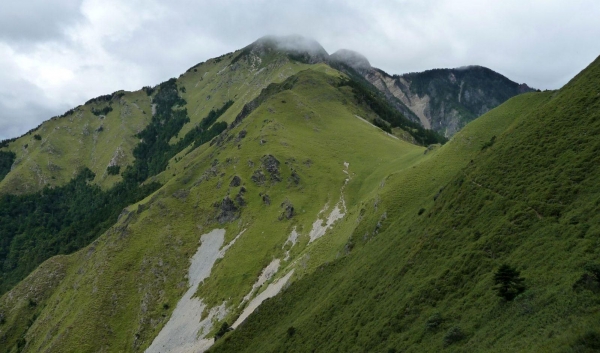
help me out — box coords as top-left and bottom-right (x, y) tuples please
(331, 49), (535, 136)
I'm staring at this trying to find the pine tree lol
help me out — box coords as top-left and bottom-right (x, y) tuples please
(493, 264), (526, 301)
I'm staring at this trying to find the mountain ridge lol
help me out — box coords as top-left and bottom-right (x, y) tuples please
(0, 36), (592, 353)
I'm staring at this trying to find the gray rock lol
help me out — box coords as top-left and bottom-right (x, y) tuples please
(262, 155), (281, 182)
(230, 175), (242, 187)
(216, 196), (239, 223)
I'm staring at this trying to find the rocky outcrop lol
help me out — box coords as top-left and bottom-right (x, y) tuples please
(230, 175), (242, 187)
(369, 66), (535, 137)
(216, 196), (239, 223)
(262, 155), (281, 182)
(330, 49), (534, 137)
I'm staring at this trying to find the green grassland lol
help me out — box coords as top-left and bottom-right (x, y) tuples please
(1, 36), (597, 353)
(209, 57), (600, 352)
(0, 43), (319, 301)
(0, 90), (153, 194)
(0, 45), (313, 196)
(0, 64), (431, 352)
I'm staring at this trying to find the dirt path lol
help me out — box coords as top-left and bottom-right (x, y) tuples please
(309, 162), (350, 243)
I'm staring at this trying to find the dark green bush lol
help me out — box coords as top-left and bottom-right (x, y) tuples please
(91, 106), (113, 116)
(443, 326), (464, 346)
(106, 165), (120, 175)
(573, 264), (600, 293)
(0, 150), (16, 182)
(425, 313), (442, 331)
(493, 264), (526, 301)
(215, 322), (233, 341)
(571, 331), (600, 352)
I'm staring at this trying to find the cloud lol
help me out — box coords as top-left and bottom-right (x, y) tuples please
(1, 0), (599, 140)
(0, 0), (83, 44)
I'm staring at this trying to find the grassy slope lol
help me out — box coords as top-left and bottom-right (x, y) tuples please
(0, 67), (427, 352)
(210, 57), (600, 352)
(0, 90), (152, 194)
(0, 49), (312, 195)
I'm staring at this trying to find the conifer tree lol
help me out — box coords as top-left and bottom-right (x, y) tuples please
(493, 264), (526, 301)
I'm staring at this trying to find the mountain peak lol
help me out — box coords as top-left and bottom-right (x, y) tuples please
(246, 35), (329, 64)
(329, 49), (372, 72)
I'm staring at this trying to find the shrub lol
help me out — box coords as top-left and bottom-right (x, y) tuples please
(493, 264), (526, 301)
(34, 134), (42, 140)
(481, 135), (496, 150)
(571, 331), (600, 351)
(142, 86), (155, 96)
(107, 165), (120, 176)
(573, 264), (600, 293)
(443, 326), (464, 346)
(287, 326), (296, 337)
(91, 106), (113, 116)
(215, 322), (232, 341)
(425, 313), (443, 331)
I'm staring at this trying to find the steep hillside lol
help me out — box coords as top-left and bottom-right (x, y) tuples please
(210, 56), (600, 352)
(0, 37), (317, 196)
(331, 49), (534, 137)
(0, 34), (585, 353)
(0, 63), (433, 352)
(0, 36), (361, 298)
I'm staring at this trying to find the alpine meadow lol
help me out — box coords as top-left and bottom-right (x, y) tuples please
(0, 34), (599, 353)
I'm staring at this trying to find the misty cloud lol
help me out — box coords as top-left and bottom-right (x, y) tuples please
(0, 0), (83, 44)
(1, 0), (599, 140)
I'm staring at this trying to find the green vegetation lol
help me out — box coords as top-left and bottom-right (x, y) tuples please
(106, 165), (120, 175)
(123, 79), (231, 183)
(0, 150), (15, 182)
(493, 264), (526, 301)
(338, 75), (446, 145)
(210, 56), (600, 352)
(0, 37), (597, 353)
(0, 76), (230, 295)
(0, 168), (160, 294)
(174, 100), (233, 150)
(91, 105), (113, 116)
(398, 66), (534, 136)
(122, 78), (190, 182)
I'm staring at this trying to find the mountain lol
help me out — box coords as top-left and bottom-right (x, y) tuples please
(1, 35), (597, 353)
(331, 49), (535, 137)
(209, 54), (600, 352)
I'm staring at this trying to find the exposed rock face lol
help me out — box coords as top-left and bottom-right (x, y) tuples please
(289, 170), (300, 185)
(251, 170), (266, 185)
(230, 175), (242, 187)
(331, 49), (534, 137)
(261, 155), (281, 182)
(262, 194), (271, 205)
(235, 187), (246, 206)
(216, 196), (239, 223)
(368, 67), (535, 137)
(279, 201), (295, 220)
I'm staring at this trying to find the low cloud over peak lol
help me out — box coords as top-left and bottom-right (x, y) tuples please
(1, 0), (599, 140)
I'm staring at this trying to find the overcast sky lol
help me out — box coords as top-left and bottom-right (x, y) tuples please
(0, 0), (599, 140)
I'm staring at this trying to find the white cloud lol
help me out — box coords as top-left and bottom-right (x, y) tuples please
(1, 0), (599, 140)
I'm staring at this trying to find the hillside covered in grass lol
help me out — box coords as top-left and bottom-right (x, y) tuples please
(0, 38), (439, 352)
(210, 56), (600, 352)
(0, 35), (594, 353)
